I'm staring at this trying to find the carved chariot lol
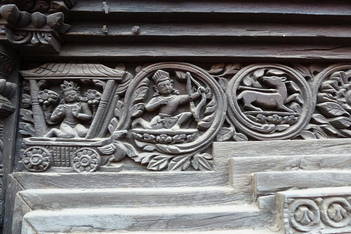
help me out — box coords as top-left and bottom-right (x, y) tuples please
(20, 63), (132, 173)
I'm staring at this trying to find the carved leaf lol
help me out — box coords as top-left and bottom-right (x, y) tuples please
(317, 102), (349, 117)
(299, 130), (317, 140)
(130, 103), (145, 117)
(168, 155), (191, 171)
(208, 64), (225, 74)
(132, 78), (150, 102)
(222, 64), (240, 76)
(198, 114), (215, 129)
(312, 114), (329, 124)
(131, 152), (159, 164)
(233, 133), (248, 141)
(321, 80), (338, 90)
(147, 155), (171, 171)
(322, 124), (343, 137)
(155, 144), (181, 154)
(329, 117), (351, 129)
(20, 109), (34, 123)
(19, 122), (36, 137)
(108, 117), (119, 135)
(204, 97), (216, 115)
(22, 94), (32, 108)
(216, 127), (234, 141)
(317, 93), (336, 103)
(191, 153), (213, 171)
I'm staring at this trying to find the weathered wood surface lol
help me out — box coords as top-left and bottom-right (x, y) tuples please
(19, 187), (238, 209)
(21, 43), (351, 61)
(71, 0), (351, 19)
(21, 204), (270, 232)
(67, 23), (351, 42)
(276, 187), (351, 234)
(214, 139), (351, 158)
(253, 170), (351, 197)
(12, 171), (229, 189)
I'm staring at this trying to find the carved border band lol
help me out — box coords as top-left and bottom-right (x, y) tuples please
(17, 62), (351, 173)
(277, 187), (351, 234)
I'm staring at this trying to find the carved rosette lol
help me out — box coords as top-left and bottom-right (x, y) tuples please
(227, 64), (313, 140)
(72, 148), (101, 173)
(113, 62), (226, 171)
(22, 146), (51, 172)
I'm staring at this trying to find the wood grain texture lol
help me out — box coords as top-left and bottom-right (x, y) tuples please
(253, 170), (351, 197)
(20, 42), (351, 62)
(21, 205), (270, 232)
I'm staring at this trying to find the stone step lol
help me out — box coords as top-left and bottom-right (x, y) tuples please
(19, 186), (239, 209)
(21, 205), (272, 233)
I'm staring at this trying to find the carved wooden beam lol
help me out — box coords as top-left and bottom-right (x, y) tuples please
(0, 4), (71, 53)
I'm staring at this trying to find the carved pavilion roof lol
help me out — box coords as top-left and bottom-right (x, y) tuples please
(20, 63), (127, 80)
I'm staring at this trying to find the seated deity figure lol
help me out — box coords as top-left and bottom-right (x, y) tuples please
(44, 81), (93, 138)
(132, 70), (205, 130)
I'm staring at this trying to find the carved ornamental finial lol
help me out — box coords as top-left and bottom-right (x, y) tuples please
(0, 3), (72, 52)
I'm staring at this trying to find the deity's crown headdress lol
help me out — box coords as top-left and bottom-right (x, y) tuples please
(61, 81), (79, 92)
(152, 70), (170, 84)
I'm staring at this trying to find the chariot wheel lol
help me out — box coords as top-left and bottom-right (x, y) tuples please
(72, 148), (101, 173)
(22, 147), (51, 172)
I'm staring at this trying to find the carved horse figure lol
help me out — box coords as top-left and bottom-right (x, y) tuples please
(238, 75), (294, 112)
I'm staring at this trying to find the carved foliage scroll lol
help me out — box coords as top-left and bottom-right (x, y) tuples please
(302, 65), (351, 139)
(18, 62), (351, 173)
(104, 63), (226, 171)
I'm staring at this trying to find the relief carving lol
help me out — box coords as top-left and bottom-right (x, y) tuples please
(20, 63), (132, 172)
(300, 65), (351, 139)
(0, 4), (71, 52)
(1, 0), (76, 13)
(104, 63), (226, 171)
(19, 62), (227, 172)
(18, 62), (351, 173)
(284, 197), (351, 233)
(227, 64), (313, 140)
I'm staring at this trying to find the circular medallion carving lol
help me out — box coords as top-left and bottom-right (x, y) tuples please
(227, 64), (313, 140)
(313, 65), (351, 138)
(23, 146), (51, 172)
(289, 199), (321, 232)
(72, 148), (101, 173)
(320, 197), (351, 228)
(118, 62), (226, 157)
